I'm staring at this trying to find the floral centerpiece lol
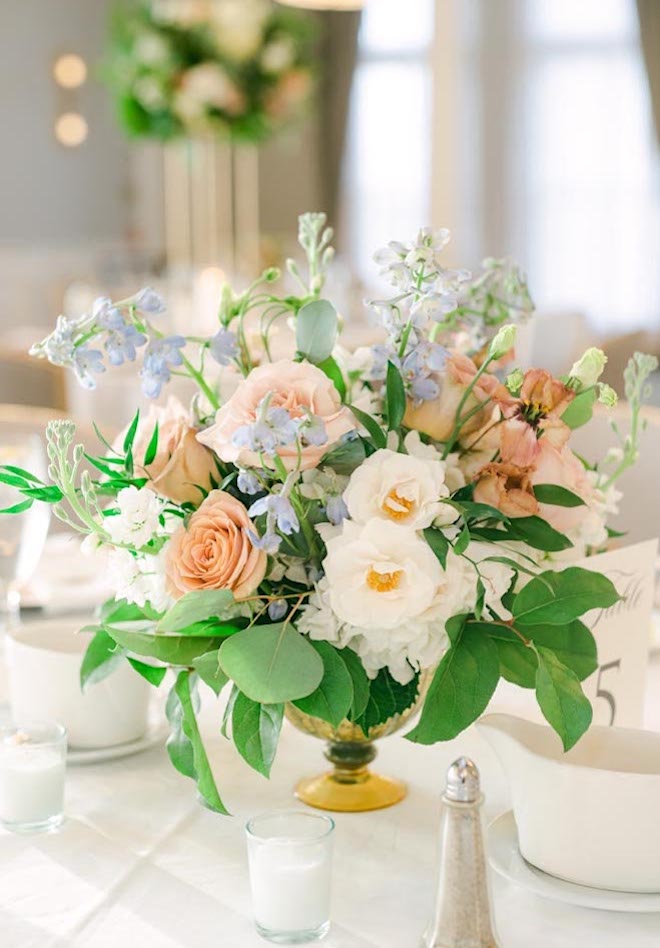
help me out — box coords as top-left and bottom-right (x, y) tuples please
(105, 0), (316, 142)
(2, 214), (656, 814)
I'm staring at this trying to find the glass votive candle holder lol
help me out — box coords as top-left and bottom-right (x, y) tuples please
(0, 721), (67, 833)
(246, 809), (335, 944)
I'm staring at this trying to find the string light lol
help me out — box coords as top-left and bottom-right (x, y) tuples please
(53, 54), (87, 89)
(54, 112), (88, 147)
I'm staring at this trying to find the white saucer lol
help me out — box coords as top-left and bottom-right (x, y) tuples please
(68, 720), (168, 765)
(487, 811), (660, 913)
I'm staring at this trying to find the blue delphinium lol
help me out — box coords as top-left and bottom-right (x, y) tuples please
(209, 328), (238, 366)
(140, 335), (186, 398)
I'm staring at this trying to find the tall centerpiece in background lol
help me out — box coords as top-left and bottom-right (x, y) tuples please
(105, 0), (316, 274)
(3, 214), (656, 814)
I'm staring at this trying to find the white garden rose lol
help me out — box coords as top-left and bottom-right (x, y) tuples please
(298, 577), (450, 685)
(321, 519), (443, 630)
(343, 448), (451, 530)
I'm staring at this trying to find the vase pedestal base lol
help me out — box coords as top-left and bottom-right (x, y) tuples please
(294, 769), (407, 813)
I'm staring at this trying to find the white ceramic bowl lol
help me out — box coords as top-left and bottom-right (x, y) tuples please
(6, 620), (150, 750)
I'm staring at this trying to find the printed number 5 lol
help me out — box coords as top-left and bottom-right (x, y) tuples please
(596, 660), (621, 726)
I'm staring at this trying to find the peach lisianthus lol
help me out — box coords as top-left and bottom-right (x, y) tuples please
(529, 441), (596, 534)
(117, 397), (218, 505)
(473, 461), (539, 518)
(197, 359), (355, 472)
(165, 490), (266, 600)
(404, 353), (510, 443)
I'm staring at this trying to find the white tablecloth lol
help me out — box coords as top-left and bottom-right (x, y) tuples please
(2, 657), (660, 948)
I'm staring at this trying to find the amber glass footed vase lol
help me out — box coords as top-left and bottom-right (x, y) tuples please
(285, 672), (430, 813)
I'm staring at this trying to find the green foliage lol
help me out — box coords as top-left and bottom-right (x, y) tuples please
(506, 516), (573, 552)
(143, 422), (159, 467)
(338, 647), (370, 722)
(349, 405), (387, 449)
(385, 361), (406, 430)
(105, 624), (216, 665)
(316, 355), (347, 400)
(320, 437), (365, 475)
(532, 484), (586, 507)
(295, 299), (338, 364)
(292, 640), (354, 727)
(561, 388), (597, 429)
(406, 620), (499, 744)
(127, 658), (168, 687)
(424, 527), (450, 569)
(354, 668), (421, 734)
(218, 623), (323, 704)
(157, 589), (241, 633)
(192, 650), (229, 696)
(80, 629), (125, 690)
(512, 567), (620, 627)
(231, 692), (283, 778)
(167, 671), (228, 813)
(535, 647), (593, 751)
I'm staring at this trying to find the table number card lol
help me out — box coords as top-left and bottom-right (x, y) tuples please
(579, 539), (658, 729)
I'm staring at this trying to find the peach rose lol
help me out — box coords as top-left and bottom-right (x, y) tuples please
(404, 353), (511, 442)
(118, 397), (218, 506)
(197, 359), (356, 472)
(473, 461), (539, 518)
(166, 490), (266, 600)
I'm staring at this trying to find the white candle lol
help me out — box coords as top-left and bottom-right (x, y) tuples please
(250, 840), (332, 932)
(0, 726), (66, 831)
(246, 810), (334, 941)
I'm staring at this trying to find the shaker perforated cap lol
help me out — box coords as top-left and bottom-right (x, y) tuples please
(444, 756), (480, 802)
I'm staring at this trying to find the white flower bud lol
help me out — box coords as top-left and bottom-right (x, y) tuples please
(569, 348), (607, 388)
(488, 324), (517, 360)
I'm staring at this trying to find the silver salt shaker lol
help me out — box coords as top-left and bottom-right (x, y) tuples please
(421, 757), (499, 948)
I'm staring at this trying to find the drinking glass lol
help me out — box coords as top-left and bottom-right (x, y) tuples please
(246, 810), (335, 944)
(0, 429), (50, 632)
(0, 720), (67, 833)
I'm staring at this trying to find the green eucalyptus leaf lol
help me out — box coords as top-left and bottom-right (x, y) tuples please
(80, 629), (125, 690)
(561, 388), (597, 429)
(158, 589), (239, 633)
(292, 640), (354, 727)
(105, 625), (216, 665)
(533, 484), (586, 507)
(127, 658), (167, 687)
(218, 623), (323, 704)
(170, 670), (228, 813)
(166, 677), (195, 779)
(295, 299), (338, 364)
(386, 361), (406, 431)
(406, 625), (499, 744)
(192, 650), (229, 696)
(512, 567), (620, 627)
(535, 647), (593, 751)
(231, 692), (283, 778)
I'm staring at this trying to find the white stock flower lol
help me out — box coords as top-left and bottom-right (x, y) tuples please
(108, 547), (172, 614)
(322, 520), (443, 630)
(343, 449), (451, 530)
(106, 486), (163, 548)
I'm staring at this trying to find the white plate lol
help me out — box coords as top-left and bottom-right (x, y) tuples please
(68, 719), (168, 765)
(487, 811), (660, 913)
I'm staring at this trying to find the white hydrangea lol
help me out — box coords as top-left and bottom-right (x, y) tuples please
(106, 486), (163, 549)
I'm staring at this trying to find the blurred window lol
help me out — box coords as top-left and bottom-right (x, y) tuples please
(476, 0), (659, 333)
(341, 0), (435, 284)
